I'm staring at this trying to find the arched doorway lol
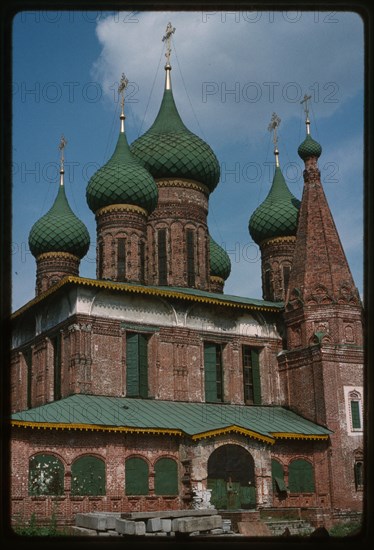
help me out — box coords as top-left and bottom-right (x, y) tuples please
(207, 444), (256, 510)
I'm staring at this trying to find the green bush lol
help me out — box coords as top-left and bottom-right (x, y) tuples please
(13, 512), (68, 537)
(329, 521), (362, 537)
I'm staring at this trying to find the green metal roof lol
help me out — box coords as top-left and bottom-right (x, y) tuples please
(86, 132), (158, 214)
(11, 394), (331, 444)
(249, 166), (300, 245)
(298, 133), (322, 161)
(29, 184), (90, 259)
(209, 236), (231, 280)
(130, 88), (220, 192)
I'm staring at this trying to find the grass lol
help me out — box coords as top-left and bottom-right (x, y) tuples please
(13, 513), (69, 536)
(329, 521), (362, 537)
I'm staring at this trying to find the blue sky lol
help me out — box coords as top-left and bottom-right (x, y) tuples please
(12, 10), (364, 311)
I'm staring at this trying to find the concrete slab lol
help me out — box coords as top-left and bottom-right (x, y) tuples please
(75, 513), (107, 531)
(172, 515), (222, 533)
(161, 519), (172, 532)
(115, 518), (146, 536)
(237, 521), (272, 536)
(121, 509), (217, 520)
(70, 526), (97, 536)
(146, 517), (162, 532)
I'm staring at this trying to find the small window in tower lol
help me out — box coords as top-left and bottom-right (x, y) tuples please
(158, 229), (167, 286)
(354, 461), (363, 491)
(98, 240), (104, 277)
(204, 342), (224, 403)
(51, 334), (62, 401)
(264, 268), (272, 300)
(242, 346), (261, 405)
(283, 265), (291, 293)
(117, 238), (126, 281)
(139, 241), (145, 283)
(186, 229), (195, 287)
(24, 348), (32, 409)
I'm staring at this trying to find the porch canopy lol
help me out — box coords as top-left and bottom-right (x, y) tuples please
(11, 395), (331, 445)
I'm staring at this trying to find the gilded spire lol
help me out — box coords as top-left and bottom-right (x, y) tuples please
(58, 135), (67, 186)
(162, 22), (175, 90)
(268, 112), (281, 167)
(300, 93), (312, 135)
(118, 73), (129, 133)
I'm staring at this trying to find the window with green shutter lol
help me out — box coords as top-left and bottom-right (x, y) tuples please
(71, 456), (105, 496)
(126, 333), (148, 398)
(242, 347), (261, 405)
(288, 459), (315, 493)
(186, 229), (195, 287)
(271, 459), (287, 493)
(351, 400), (361, 429)
(139, 241), (145, 283)
(155, 458), (178, 495)
(29, 454), (64, 496)
(204, 343), (223, 403)
(52, 334), (61, 401)
(125, 457), (149, 495)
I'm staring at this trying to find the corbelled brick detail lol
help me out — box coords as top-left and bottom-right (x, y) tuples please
(35, 252), (80, 295)
(260, 236), (296, 302)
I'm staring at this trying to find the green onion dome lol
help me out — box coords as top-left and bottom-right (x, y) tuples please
(29, 184), (90, 258)
(298, 133), (322, 160)
(249, 167), (300, 245)
(209, 236), (231, 280)
(86, 132), (158, 214)
(130, 86), (220, 192)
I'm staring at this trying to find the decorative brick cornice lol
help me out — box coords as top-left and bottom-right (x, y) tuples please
(156, 178), (210, 196)
(37, 251), (79, 262)
(260, 236), (296, 249)
(96, 204), (147, 217)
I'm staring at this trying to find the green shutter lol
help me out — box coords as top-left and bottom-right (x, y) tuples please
(251, 349), (261, 405)
(126, 333), (140, 396)
(71, 456), (105, 496)
(29, 454), (64, 496)
(155, 458), (178, 495)
(208, 478), (228, 509)
(271, 459), (286, 492)
(53, 335), (61, 400)
(204, 343), (218, 402)
(289, 459), (315, 493)
(351, 401), (361, 429)
(24, 349), (32, 409)
(125, 457), (149, 495)
(138, 334), (148, 398)
(126, 333), (148, 398)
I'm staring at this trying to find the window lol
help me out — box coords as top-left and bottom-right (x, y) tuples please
(186, 229), (195, 287)
(204, 343), (223, 403)
(351, 400), (361, 430)
(125, 457), (149, 495)
(158, 229), (167, 285)
(98, 240), (103, 277)
(271, 459), (287, 494)
(242, 346), (261, 405)
(155, 458), (178, 495)
(24, 349), (32, 409)
(139, 241), (145, 282)
(126, 333), (148, 398)
(288, 459), (315, 493)
(51, 335), (61, 400)
(29, 454), (64, 496)
(264, 268), (272, 300)
(283, 265), (291, 294)
(117, 238), (126, 281)
(354, 461), (363, 491)
(71, 456), (105, 496)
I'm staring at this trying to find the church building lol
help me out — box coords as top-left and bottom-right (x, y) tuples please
(10, 24), (364, 528)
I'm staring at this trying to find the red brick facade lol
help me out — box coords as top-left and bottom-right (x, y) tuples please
(35, 252), (80, 295)
(260, 236), (296, 302)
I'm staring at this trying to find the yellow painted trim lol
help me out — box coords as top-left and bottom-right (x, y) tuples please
(210, 276), (225, 284)
(96, 204), (147, 217)
(37, 252), (80, 262)
(260, 236), (296, 247)
(156, 178), (209, 196)
(271, 432), (329, 441)
(11, 420), (183, 436)
(191, 425), (275, 445)
(11, 275), (282, 319)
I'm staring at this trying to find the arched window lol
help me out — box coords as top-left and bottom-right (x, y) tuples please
(71, 456), (105, 496)
(155, 458), (178, 496)
(29, 454), (64, 496)
(271, 459), (287, 494)
(354, 461), (363, 491)
(125, 457), (149, 495)
(349, 391), (362, 430)
(288, 459), (315, 493)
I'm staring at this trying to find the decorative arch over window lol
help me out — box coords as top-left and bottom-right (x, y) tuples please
(354, 449), (364, 491)
(28, 454), (64, 496)
(349, 390), (363, 430)
(125, 457), (149, 495)
(71, 456), (105, 496)
(271, 459), (287, 494)
(288, 459), (315, 494)
(154, 458), (178, 496)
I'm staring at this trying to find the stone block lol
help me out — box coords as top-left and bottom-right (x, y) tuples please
(146, 517), (162, 532)
(210, 528), (224, 535)
(75, 513), (107, 531)
(115, 518), (146, 536)
(172, 515), (222, 533)
(161, 519), (172, 532)
(121, 509), (217, 520)
(70, 526), (97, 536)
